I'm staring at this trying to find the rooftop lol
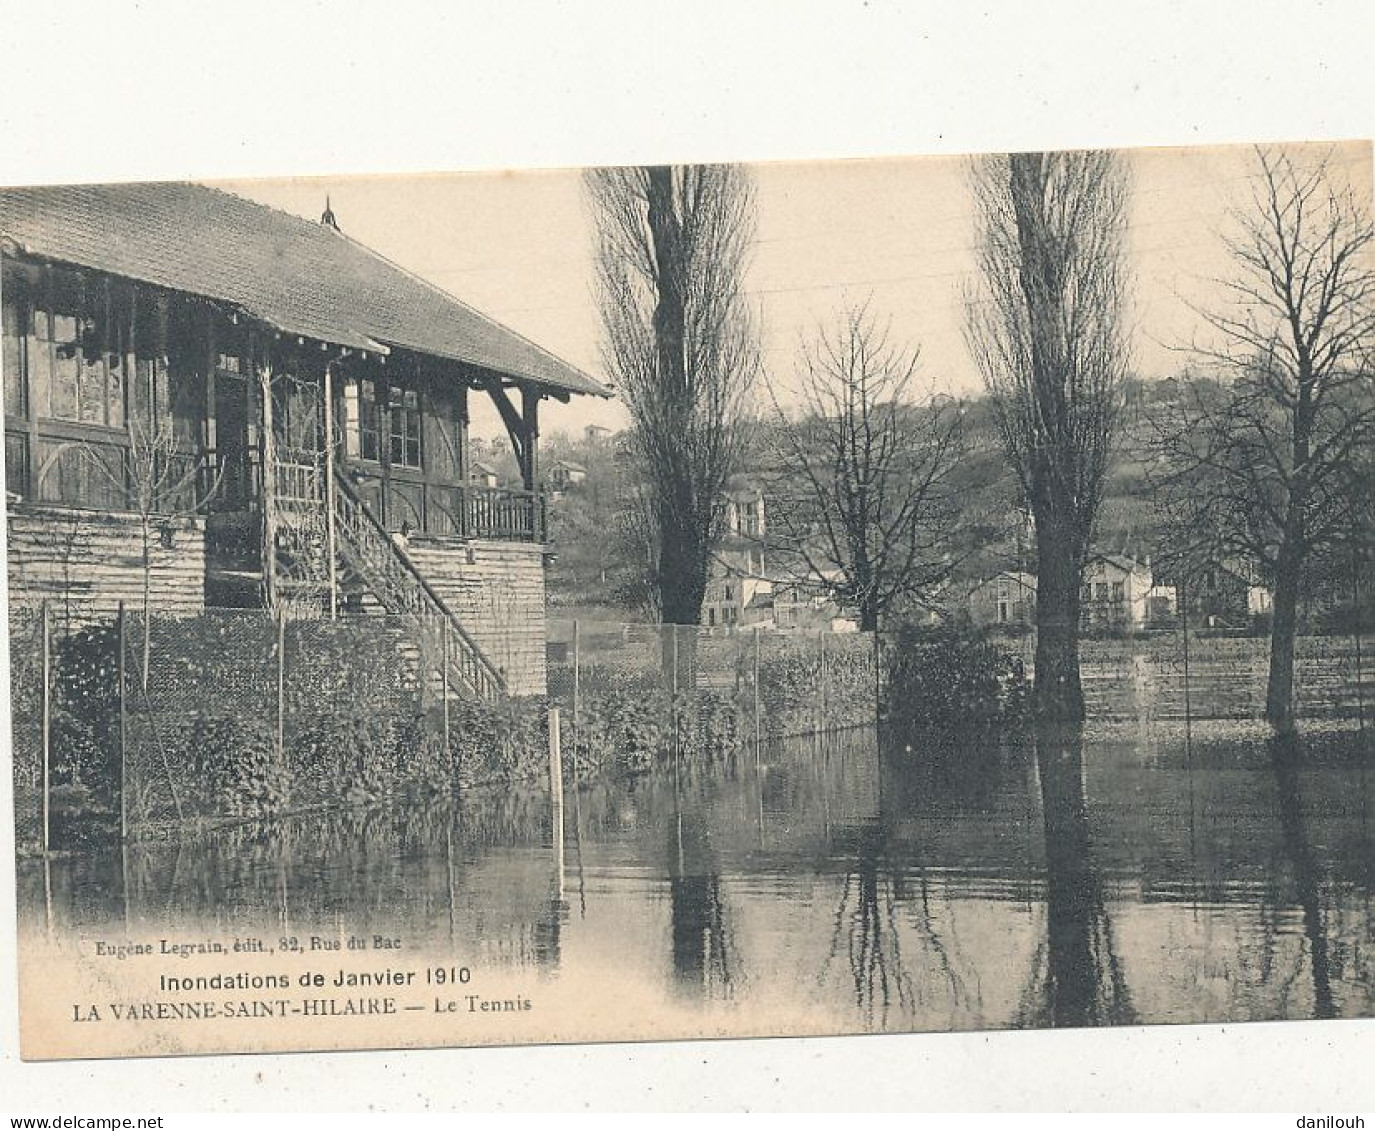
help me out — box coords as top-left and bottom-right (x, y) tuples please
(0, 180), (610, 400)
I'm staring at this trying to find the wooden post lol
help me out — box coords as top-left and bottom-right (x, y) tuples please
(572, 619), (581, 752)
(670, 624), (681, 763)
(873, 628), (882, 725)
(1352, 546), (1365, 735)
(275, 606), (286, 763)
(753, 625), (762, 764)
(819, 629), (828, 731)
(118, 602), (128, 843)
(1180, 578), (1193, 745)
(441, 617), (451, 751)
(40, 601), (51, 856)
(258, 339), (278, 609)
(323, 360), (339, 620)
(548, 706), (565, 879)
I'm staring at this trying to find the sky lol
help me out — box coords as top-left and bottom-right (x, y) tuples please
(215, 140), (1372, 442)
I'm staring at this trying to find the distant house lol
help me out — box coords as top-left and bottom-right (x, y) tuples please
(1181, 560), (1273, 628)
(702, 479), (771, 629)
(1080, 553), (1154, 632)
(583, 423), (613, 447)
(548, 458), (587, 491)
(968, 570), (1037, 629)
(469, 461), (500, 489)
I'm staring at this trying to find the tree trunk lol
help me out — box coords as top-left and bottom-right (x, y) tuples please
(1266, 534), (1303, 731)
(1034, 523), (1086, 722)
(859, 605), (879, 634)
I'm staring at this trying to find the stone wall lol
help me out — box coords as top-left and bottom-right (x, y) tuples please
(6, 504), (206, 623)
(406, 536), (548, 697)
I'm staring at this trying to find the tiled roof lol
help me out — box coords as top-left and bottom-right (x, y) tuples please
(0, 181), (610, 399)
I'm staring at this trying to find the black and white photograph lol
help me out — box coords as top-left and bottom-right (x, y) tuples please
(5, 138), (1372, 1061)
(0, 0), (1373, 1114)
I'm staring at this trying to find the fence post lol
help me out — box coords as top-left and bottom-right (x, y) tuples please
(572, 619), (581, 752)
(40, 600), (51, 856)
(441, 616), (451, 751)
(670, 624), (681, 763)
(873, 629), (882, 725)
(753, 625), (762, 765)
(275, 607), (286, 763)
(118, 602), (128, 843)
(323, 360), (339, 621)
(1180, 579), (1193, 744)
(818, 629), (828, 731)
(548, 706), (565, 879)
(1352, 547), (1365, 735)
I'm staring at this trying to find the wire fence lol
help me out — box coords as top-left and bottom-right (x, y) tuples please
(12, 601), (1367, 856)
(9, 605), (881, 854)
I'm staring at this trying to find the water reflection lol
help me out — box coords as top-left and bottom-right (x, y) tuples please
(1269, 729), (1334, 1020)
(1023, 723), (1135, 1027)
(666, 785), (737, 1001)
(18, 719), (1375, 1033)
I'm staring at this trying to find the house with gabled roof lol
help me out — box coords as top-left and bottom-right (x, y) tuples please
(1080, 552), (1154, 633)
(1, 181), (611, 696)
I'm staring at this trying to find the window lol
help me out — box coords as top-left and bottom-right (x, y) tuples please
(1095, 582), (1110, 601)
(389, 383), (421, 468)
(343, 378), (381, 461)
(23, 272), (127, 427)
(1111, 581), (1124, 602)
(2, 293), (25, 419)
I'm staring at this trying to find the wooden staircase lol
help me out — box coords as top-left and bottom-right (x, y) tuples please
(267, 446), (507, 701)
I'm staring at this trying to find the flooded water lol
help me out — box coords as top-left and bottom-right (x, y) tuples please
(17, 719), (1375, 1048)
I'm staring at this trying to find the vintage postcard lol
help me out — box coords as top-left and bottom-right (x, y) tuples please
(4, 140), (1372, 1061)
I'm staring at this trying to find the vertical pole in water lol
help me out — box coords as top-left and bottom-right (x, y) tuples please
(753, 625), (762, 767)
(671, 623), (681, 765)
(1352, 546), (1365, 736)
(40, 600), (51, 856)
(275, 606), (286, 763)
(118, 602), (128, 843)
(548, 707), (565, 890)
(818, 629), (827, 731)
(572, 619), (581, 754)
(1180, 579), (1193, 750)
(322, 361), (339, 621)
(873, 629), (882, 725)
(441, 617), (451, 752)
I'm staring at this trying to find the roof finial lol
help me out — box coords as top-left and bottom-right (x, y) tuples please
(321, 195), (339, 231)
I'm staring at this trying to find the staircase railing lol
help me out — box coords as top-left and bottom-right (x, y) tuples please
(333, 472), (507, 701)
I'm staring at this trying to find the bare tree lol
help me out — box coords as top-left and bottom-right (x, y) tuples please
(586, 164), (759, 626)
(765, 303), (965, 632)
(966, 150), (1131, 721)
(87, 373), (218, 689)
(1154, 147), (1375, 731)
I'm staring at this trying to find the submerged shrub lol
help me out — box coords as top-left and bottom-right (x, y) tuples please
(884, 620), (1030, 731)
(187, 712), (289, 819)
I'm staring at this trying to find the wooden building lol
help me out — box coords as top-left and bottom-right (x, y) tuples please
(1, 182), (610, 696)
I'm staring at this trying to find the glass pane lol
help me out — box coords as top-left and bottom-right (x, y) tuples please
(343, 383), (360, 458)
(3, 298), (24, 419)
(79, 317), (106, 425)
(52, 348), (78, 420)
(107, 345), (125, 428)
